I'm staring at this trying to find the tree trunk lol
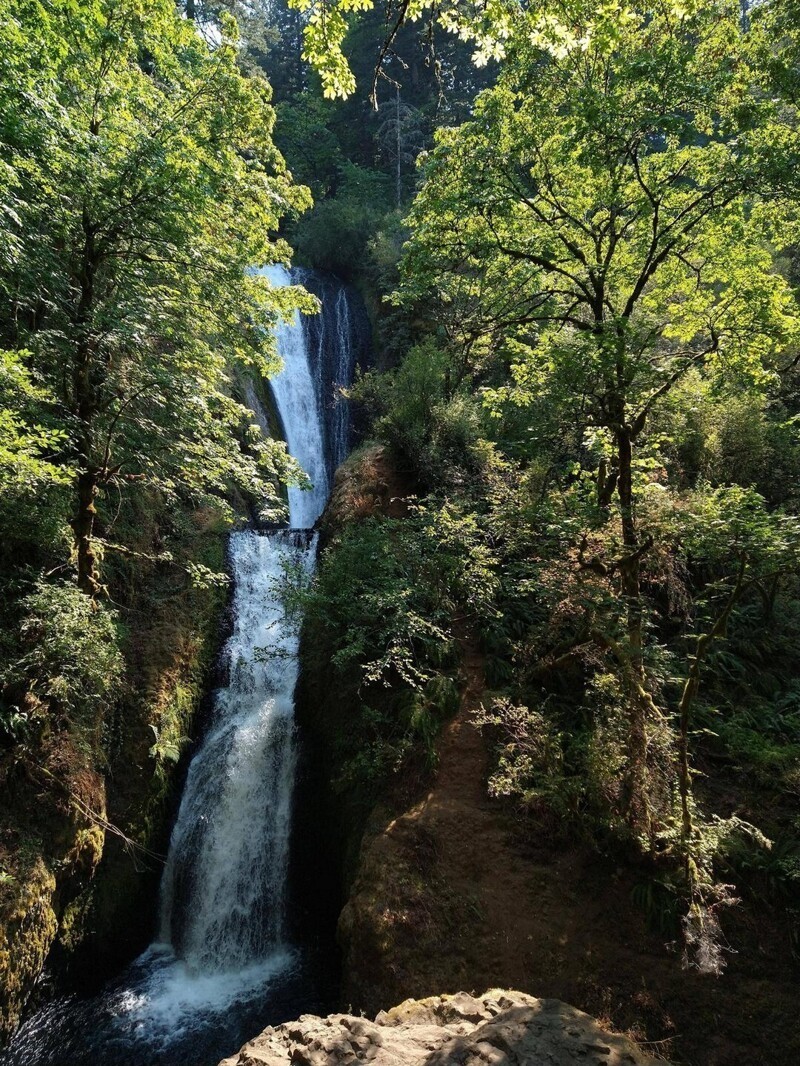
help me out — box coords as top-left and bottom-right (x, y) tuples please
(616, 422), (649, 833)
(71, 206), (102, 598)
(677, 661), (699, 879)
(73, 465), (101, 597)
(396, 85), (402, 210)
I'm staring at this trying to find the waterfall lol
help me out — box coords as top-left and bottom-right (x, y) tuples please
(256, 264), (368, 526)
(157, 529), (315, 973)
(1, 267), (369, 1066)
(260, 264), (329, 529)
(154, 264), (360, 977)
(155, 264), (336, 966)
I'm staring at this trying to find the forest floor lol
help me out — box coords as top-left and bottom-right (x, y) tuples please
(339, 642), (799, 1066)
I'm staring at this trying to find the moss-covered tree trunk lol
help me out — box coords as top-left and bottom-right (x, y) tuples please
(71, 206), (102, 598)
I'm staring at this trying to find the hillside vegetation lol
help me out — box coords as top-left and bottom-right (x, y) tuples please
(297, 0), (800, 1008)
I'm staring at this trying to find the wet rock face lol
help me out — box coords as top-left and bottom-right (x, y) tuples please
(219, 990), (664, 1066)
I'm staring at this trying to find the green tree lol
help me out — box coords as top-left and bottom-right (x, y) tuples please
(397, 0), (800, 831)
(288, 0), (517, 100)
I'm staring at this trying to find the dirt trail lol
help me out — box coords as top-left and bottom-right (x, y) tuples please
(339, 643), (799, 1066)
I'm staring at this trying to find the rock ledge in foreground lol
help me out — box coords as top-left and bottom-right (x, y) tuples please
(219, 989), (665, 1066)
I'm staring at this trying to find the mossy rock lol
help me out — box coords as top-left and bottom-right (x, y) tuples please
(0, 857), (58, 1042)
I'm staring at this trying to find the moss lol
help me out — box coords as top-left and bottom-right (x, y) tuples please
(0, 497), (231, 1039)
(0, 730), (108, 1039)
(56, 824), (106, 954)
(0, 858), (58, 1042)
(66, 825), (105, 871)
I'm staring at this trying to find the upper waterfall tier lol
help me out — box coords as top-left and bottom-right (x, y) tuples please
(260, 264), (328, 529)
(259, 265), (369, 529)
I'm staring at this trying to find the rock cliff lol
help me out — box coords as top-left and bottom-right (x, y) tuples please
(219, 990), (661, 1066)
(0, 508), (228, 1042)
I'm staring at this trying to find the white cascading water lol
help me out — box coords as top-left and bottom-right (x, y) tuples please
(260, 264), (330, 529)
(157, 528), (315, 974)
(152, 265), (329, 985)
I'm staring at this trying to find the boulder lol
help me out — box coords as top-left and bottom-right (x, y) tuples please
(219, 989), (665, 1066)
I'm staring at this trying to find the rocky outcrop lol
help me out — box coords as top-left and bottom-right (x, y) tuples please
(0, 735), (106, 1043)
(319, 443), (411, 541)
(219, 990), (662, 1066)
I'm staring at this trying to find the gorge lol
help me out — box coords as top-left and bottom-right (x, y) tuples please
(2, 4), (800, 1064)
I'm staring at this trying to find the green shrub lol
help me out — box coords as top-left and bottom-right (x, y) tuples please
(351, 341), (492, 488)
(299, 508), (498, 792)
(475, 697), (571, 816)
(3, 581), (124, 742)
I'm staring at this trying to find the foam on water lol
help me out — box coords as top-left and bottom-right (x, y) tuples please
(113, 944), (296, 1044)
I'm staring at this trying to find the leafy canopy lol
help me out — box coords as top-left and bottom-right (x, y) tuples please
(398, 0), (800, 434)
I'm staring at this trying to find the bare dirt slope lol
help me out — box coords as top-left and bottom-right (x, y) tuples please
(338, 644), (798, 1066)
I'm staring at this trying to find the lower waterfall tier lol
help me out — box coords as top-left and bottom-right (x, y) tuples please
(160, 530), (316, 973)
